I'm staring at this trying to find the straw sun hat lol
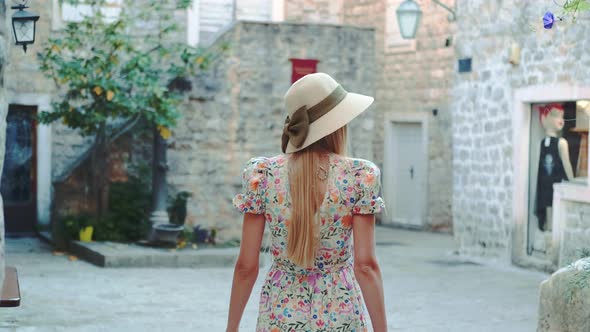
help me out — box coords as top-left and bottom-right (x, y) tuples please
(281, 73), (374, 154)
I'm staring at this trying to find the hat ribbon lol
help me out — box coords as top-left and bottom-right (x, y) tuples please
(281, 85), (348, 153)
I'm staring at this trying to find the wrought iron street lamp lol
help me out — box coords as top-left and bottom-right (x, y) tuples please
(11, 0), (40, 53)
(396, 0), (456, 39)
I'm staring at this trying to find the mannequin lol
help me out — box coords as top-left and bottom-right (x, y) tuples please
(535, 103), (574, 233)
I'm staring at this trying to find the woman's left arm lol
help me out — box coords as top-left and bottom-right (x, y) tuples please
(226, 213), (266, 332)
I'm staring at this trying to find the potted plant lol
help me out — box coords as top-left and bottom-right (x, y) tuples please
(168, 191), (192, 226)
(62, 214), (96, 242)
(62, 216), (81, 243)
(79, 222), (94, 242)
(193, 225), (217, 245)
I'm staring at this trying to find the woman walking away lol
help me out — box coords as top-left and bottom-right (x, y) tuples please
(226, 73), (387, 332)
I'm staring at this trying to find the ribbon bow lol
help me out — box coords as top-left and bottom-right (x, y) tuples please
(281, 85), (347, 153)
(281, 106), (310, 153)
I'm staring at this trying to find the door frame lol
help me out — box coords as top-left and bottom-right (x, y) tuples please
(3, 104), (37, 234)
(6, 93), (53, 233)
(383, 112), (429, 228)
(512, 84), (590, 270)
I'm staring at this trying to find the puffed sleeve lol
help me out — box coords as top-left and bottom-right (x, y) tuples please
(232, 157), (269, 214)
(352, 160), (386, 215)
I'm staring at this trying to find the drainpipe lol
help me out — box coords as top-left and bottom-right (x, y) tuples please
(149, 127), (169, 226)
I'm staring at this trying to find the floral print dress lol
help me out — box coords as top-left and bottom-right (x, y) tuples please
(233, 153), (385, 332)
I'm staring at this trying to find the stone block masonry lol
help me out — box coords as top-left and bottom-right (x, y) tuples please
(169, 21), (376, 242)
(561, 201), (590, 265)
(451, 0), (590, 262)
(285, 0), (455, 231)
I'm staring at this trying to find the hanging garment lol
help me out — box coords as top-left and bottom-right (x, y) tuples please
(535, 137), (568, 230)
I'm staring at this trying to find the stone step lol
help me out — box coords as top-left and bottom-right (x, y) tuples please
(69, 240), (240, 268)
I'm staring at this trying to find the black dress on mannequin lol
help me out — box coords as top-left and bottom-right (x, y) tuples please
(535, 137), (568, 231)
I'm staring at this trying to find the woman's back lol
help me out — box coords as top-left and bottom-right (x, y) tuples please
(233, 152), (384, 330)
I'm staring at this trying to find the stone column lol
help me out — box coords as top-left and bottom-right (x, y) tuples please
(0, 0), (9, 290)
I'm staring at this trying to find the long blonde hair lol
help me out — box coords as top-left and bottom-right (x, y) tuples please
(287, 126), (347, 267)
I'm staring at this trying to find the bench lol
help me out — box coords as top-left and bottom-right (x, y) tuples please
(1, 266), (20, 307)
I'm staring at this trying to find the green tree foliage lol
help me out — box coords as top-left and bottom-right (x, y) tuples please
(562, 0), (590, 14)
(552, 0), (590, 21)
(38, 0), (225, 220)
(39, 0), (213, 138)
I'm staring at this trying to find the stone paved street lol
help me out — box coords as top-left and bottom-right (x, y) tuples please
(1, 227), (548, 332)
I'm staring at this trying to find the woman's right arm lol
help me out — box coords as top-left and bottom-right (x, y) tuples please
(352, 214), (387, 332)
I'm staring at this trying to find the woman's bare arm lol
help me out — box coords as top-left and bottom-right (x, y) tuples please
(226, 213), (266, 332)
(352, 214), (387, 332)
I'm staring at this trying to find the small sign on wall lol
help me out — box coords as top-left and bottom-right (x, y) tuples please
(289, 58), (319, 83)
(458, 58), (472, 73)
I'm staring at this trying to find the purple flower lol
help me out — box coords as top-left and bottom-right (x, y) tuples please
(543, 11), (555, 29)
(272, 270), (282, 281)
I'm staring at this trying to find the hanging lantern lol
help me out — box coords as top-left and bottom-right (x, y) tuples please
(11, 0), (40, 53)
(396, 0), (423, 39)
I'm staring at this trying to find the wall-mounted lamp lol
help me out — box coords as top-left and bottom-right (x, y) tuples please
(508, 42), (521, 66)
(397, 0), (456, 39)
(11, 0), (40, 53)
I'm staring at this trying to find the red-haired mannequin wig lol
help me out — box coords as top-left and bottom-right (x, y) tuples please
(539, 103), (564, 122)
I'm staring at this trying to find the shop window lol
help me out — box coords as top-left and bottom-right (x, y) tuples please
(385, 0), (416, 53)
(527, 101), (589, 257)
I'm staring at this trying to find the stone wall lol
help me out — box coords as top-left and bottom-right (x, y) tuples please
(284, 0), (455, 231)
(451, 0), (590, 260)
(284, 0), (343, 24)
(198, 0), (235, 46)
(0, 0), (8, 289)
(373, 0), (455, 231)
(169, 21), (376, 241)
(29, 1), (283, 182)
(236, 0), (273, 22)
(561, 201), (590, 265)
(538, 257), (590, 332)
(3, 0), (88, 181)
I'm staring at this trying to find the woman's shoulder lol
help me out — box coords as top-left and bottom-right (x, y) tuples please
(333, 154), (381, 175)
(245, 154), (380, 174)
(243, 154), (287, 171)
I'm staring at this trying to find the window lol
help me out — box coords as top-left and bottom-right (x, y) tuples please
(526, 101), (589, 257)
(53, 0), (122, 29)
(385, 0), (416, 53)
(187, 0), (281, 47)
(235, 0), (274, 22)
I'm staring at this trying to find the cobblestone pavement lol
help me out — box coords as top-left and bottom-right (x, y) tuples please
(1, 227), (548, 331)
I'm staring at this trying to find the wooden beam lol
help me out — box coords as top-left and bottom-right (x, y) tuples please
(1, 267), (20, 307)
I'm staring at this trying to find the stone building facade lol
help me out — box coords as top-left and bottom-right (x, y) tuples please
(171, 21), (376, 241)
(4, 0), (587, 272)
(283, 0), (455, 231)
(4, 0), (61, 232)
(560, 200), (590, 265)
(2, 1), (377, 243)
(1, 0), (287, 236)
(451, 0), (590, 270)
(3, 0), (455, 242)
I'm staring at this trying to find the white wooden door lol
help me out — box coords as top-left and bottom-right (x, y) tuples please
(390, 122), (425, 226)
